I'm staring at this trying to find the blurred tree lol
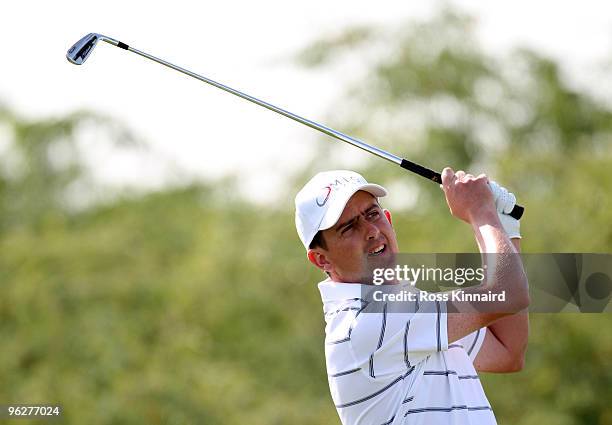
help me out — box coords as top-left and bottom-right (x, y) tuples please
(0, 105), (137, 232)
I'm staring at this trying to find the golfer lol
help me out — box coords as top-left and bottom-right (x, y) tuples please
(295, 169), (529, 425)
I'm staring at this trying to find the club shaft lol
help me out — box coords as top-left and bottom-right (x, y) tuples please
(97, 36), (523, 220)
(101, 38), (403, 166)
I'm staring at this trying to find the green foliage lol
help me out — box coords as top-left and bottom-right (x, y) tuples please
(0, 187), (333, 424)
(0, 107), (137, 231)
(1, 7), (612, 425)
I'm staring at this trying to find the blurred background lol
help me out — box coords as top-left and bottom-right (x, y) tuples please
(1, 1), (611, 424)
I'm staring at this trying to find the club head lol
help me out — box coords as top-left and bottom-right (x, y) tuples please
(66, 33), (100, 65)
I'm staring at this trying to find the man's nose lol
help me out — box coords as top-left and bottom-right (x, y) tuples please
(365, 221), (380, 240)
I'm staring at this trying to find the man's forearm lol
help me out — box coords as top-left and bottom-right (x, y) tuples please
(471, 211), (518, 255)
(471, 212), (529, 313)
(486, 238), (529, 367)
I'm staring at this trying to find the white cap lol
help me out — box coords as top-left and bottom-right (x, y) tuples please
(295, 170), (388, 249)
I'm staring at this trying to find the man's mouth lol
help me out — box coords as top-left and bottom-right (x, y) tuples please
(368, 244), (386, 256)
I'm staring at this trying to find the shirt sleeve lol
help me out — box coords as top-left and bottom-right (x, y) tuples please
(348, 299), (448, 376)
(456, 327), (487, 362)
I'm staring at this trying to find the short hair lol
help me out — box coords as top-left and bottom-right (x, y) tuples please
(309, 230), (327, 250)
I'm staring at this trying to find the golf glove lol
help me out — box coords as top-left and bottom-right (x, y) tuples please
(488, 181), (521, 239)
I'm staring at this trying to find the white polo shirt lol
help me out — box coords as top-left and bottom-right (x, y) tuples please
(319, 279), (495, 425)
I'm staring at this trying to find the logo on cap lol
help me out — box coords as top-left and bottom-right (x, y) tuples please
(316, 186), (332, 207)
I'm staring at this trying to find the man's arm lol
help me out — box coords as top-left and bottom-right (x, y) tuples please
(474, 239), (529, 372)
(440, 168), (530, 344)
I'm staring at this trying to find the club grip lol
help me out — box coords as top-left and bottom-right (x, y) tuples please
(399, 158), (525, 220)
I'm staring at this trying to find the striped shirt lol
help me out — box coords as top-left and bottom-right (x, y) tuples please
(319, 279), (495, 425)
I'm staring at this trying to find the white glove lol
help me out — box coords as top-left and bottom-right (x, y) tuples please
(488, 180), (521, 239)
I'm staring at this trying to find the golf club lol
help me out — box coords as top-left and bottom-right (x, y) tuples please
(66, 33), (524, 220)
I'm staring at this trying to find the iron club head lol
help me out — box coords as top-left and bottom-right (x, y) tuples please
(66, 33), (100, 65)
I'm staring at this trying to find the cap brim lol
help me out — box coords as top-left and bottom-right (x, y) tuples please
(318, 183), (387, 231)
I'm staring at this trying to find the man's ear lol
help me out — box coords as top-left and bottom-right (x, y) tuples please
(308, 249), (333, 273)
(383, 209), (393, 226)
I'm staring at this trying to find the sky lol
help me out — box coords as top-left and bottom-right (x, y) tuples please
(2, 0), (611, 201)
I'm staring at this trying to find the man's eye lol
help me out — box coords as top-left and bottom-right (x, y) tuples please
(341, 225), (353, 235)
(368, 211), (380, 219)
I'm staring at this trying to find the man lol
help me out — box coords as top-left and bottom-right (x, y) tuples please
(295, 169), (529, 425)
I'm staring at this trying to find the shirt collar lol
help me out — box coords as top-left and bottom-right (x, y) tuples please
(317, 278), (366, 304)
(318, 278), (417, 304)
